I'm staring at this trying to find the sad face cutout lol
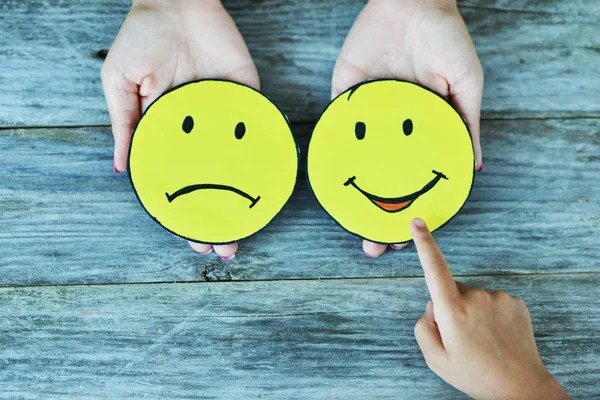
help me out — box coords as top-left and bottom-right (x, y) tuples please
(129, 80), (298, 244)
(307, 80), (474, 244)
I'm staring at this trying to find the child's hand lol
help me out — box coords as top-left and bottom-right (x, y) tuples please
(411, 218), (569, 400)
(102, 0), (258, 259)
(332, 0), (484, 257)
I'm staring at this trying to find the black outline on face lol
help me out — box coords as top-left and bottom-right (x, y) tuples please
(127, 79), (299, 245)
(344, 170), (448, 213)
(306, 79), (475, 245)
(165, 183), (260, 208)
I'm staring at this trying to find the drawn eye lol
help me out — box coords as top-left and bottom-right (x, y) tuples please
(182, 116), (194, 134)
(235, 122), (246, 140)
(355, 121), (366, 140)
(403, 119), (413, 136)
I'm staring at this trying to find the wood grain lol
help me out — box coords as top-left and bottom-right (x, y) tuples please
(0, 0), (599, 127)
(1, 1), (598, 397)
(1, 119), (598, 285)
(0, 274), (597, 399)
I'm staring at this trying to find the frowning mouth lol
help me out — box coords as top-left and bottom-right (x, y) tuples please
(344, 170), (448, 213)
(165, 184), (260, 208)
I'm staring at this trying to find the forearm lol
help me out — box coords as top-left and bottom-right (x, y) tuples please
(132, 0), (221, 10)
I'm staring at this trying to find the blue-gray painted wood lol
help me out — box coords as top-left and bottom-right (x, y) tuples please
(0, 0), (599, 126)
(0, 274), (597, 399)
(1, 1), (599, 397)
(1, 119), (598, 286)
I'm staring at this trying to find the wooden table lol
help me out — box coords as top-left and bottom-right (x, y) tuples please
(1, 1), (599, 398)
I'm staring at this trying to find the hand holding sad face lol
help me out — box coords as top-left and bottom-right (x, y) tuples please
(333, 0), (484, 256)
(101, 0), (258, 259)
(128, 81), (297, 255)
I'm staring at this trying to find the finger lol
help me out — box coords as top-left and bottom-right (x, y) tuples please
(389, 242), (409, 251)
(139, 70), (202, 113)
(101, 68), (140, 173)
(414, 301), (446, 369)
(214, 243), (238, 261)
(138, 73), (168, 113)
(331, 56), (370, 99)
(410, 218), (461, 306)
(188, 241), (213, 255)
(455, 281), (471, 295)
(450, 64), (484, 171)
(363, 240), (386, 258)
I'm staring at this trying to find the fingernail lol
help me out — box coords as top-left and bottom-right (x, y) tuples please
(112, 159), (120, 173)
(426, 301), (433, 312)
(201, 248), (213, 255)
(476, 162), (484, 172)
(363, 251), (379, 258)
(220, 254), (235, 261)
(390, 243), (405, 250)
(412, 218), (426, 228)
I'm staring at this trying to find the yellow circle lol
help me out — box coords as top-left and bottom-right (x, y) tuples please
(307, 80), (474, 244)
(129, 80), (298, 244)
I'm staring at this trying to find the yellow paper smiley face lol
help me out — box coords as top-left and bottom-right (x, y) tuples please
(129, 80), (298, 244)
(307, 80), (474, 244)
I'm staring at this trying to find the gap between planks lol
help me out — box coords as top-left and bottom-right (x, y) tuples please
(1, 270), (599, 290)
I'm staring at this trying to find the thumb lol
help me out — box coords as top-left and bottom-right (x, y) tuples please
(331, 56), (370, 99)
(101, 68), (140, 172)
(414, 301), (446, 371)
(449, 64), (484, 171)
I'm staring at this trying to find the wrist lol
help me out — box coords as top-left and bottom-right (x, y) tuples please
(522, 372), (570, 400)
(366, 0), (459, 16)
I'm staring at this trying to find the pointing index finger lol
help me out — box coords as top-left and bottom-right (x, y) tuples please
(410, 218), (461, 307)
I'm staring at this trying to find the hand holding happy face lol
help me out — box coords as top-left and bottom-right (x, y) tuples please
(308, 80), (474, 247)
(411, 218), (569, 400)
(101, 0), (259, 259)
(332, 0), (484, 256)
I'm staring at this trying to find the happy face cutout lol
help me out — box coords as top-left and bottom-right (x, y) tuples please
(307, 80), (474, 244)
(129, 80), (298, 244)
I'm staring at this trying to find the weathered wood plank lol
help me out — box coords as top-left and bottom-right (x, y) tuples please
(461, 1), (600, 14)
(1, 119), (598, 285)
(0, 0), (599, 127)
(0, 274), (597, 398)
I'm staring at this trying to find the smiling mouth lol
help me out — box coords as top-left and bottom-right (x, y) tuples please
(344, 170), (448, 213)
(165, 184), (261, 208)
